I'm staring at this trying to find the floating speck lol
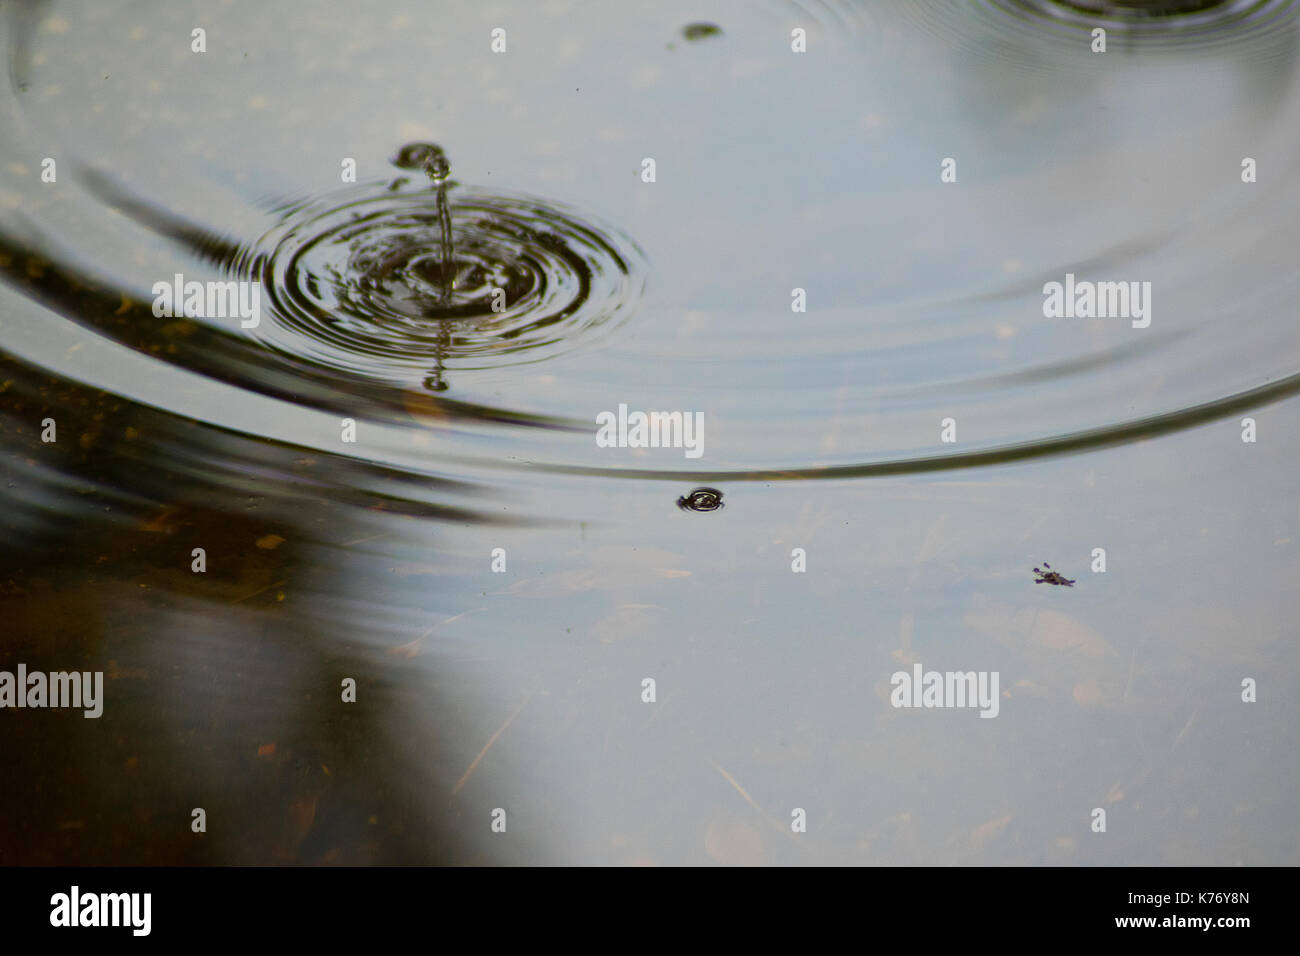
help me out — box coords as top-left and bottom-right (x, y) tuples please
(681, 22), (722, 42)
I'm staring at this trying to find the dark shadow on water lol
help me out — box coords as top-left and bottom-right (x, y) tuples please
(0, 355), (530, 864)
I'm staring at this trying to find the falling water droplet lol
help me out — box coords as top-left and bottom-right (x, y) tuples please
(392, 142), (449, 178)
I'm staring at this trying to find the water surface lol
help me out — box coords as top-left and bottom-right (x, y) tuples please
(0, 0), (1296, 865)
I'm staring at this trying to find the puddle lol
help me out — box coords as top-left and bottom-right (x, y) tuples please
(0, 0), (1296, 865)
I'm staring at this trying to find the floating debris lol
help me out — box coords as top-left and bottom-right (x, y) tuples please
(678, 487), (724, 512)
(1032, 562), (1075, 587)
(681, 22), (723, 42)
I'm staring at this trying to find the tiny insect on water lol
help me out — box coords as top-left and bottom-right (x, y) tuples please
(1032, 562), (1075, 587)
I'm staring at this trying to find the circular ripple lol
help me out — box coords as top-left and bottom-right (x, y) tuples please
(980, 0), (1297, 48)
(233, 177), (646, 388)
(898, 0), (1298, 65)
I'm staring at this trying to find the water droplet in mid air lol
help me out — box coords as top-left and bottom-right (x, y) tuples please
(391, 142), (451, 183)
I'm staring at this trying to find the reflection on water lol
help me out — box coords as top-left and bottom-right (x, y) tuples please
(0, 0), (1297, 864)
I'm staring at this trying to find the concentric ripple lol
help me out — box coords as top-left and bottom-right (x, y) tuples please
(979, 0), (1297, 48)
(233, 174), (646, 390)
(898, 0), (1298, 63)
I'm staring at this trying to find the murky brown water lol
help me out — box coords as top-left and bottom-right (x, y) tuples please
(1, 0), (1297, 865)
